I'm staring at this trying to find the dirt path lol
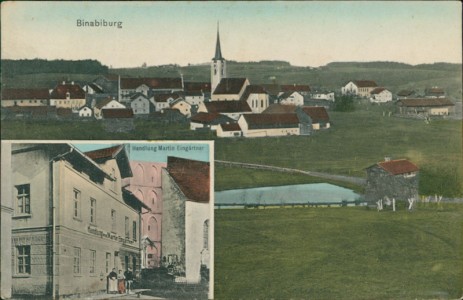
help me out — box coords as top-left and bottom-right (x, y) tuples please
(216, 160), (366, 186)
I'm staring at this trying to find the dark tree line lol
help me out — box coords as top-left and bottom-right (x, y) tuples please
(2, 59), (109, 77)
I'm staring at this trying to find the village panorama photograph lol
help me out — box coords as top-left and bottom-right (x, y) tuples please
(1, 1), (462, 299)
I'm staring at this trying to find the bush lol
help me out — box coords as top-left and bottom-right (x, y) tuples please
(334, 95), (355, 112)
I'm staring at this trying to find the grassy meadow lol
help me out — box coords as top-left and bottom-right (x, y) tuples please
(214, 204), (463, 299)
(2, 102), (461, 197)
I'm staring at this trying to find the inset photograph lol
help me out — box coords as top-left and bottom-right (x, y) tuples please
(1, 141), (213, 299)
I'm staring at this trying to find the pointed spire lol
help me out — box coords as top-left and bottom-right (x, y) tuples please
(213, 22), (224, 61)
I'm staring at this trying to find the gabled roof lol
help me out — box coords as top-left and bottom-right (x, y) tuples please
(278, 91), (300, 99)
(397, 89), (415, 97)
(241, 85), (268, 101)
(424, 87), (445, 96)
(213, 78), (247, 95)
(184, 82), (211, 93)
(262, 104), (297, 114)
(260, 84), (282, 96)
(84, 144), (133, 178)
(370, 87), (388, 95)
(102, 108), (134, 119)
(281, 84), (311, 93)
(152, 93), (181, 103)
(190, 112), (233, 124)
(166, 156), (210, 203)
(220, 123), (241, 132)
(2, 88), (50, 100)
(397, 98), (454, 107)
(300, 106), (330, 123)
(50, 83), (86, 99)
(203, 100), (252, 113)
(347, 80), (377, 88)
(94, 97), (114, 109)
(120, 77), (182, 90)
(130, 92), (148, 100)
(87, 83), (104, 93)
(375, 159), (419, 175)
(242, 113), (300, 129)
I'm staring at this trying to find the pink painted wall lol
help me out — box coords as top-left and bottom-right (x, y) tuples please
(125, 161), (166, 268)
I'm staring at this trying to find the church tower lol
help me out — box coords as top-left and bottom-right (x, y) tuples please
(211, 23), (226, 93)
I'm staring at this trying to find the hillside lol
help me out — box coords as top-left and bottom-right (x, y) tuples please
(2, 60), (461, 99)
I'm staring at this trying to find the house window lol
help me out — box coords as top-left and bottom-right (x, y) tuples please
(16, 184), (31, 215)
(111, 210), (116, 233)
(73, 247), (81, 274)
(133, 221), (137, 241)
(125, 217), (130, 238)
(73, 189), (81, 219)
(105, 252), (111, 273)
(90, 198), (96, 224)
(16, 246), (31, 275)
(203, 220), (209, 250)
(90, 250), (96, 274)
(111, 168), (117, 191)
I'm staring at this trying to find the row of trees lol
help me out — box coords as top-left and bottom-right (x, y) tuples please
(2, 59), (109, 77)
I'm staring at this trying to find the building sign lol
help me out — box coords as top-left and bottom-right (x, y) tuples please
(87, 225), (134, 245)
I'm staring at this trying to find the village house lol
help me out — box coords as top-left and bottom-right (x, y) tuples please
(119, 77), (183, 104)
(280, 84), (311, 96)
(241, 85), (270, 113)
(78, 105), (93, 118)
(365, 158), (419, 204)
(396, 98), (455, 116)
(150, 93), (182, 113)
(170, 98), (192, 118)
(216, 123), (242, 138)
(197, 100), (252, 121)
(263, 104), (331, 132)
(102, 108), (135, 132)
(238, 113), (300, 137)
(341, 80), (378, 98)
(369, 87), (393, 103)
(184, 91), (205, 106)
(93, 98), (126, 119)
(396, 89), (416, 100)
(5, 143), (146, 298)
(278, 91), (304, 106)
(83, 83), (104, 95)
(310, 90), (335, 101)
(190, 112), (234, 131)
(49, 82), (86, 112)
(161, 157), (211, 283)
(123, 160), (166, 269)
(129, 93), (151, 115)
(1, 88), (50, 108)
(424, 86), (445, 98)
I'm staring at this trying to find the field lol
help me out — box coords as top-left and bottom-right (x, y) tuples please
(214, 204), (463, 299)
(2, 103), (461, 197)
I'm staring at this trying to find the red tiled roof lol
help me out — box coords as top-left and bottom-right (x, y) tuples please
(377, 159), (419, 175)
(1, 88), (50, 100)
(281, 84), (311, 92)
(120, 77), (182, 90)
(50, 83), (86, 99)
(353, 80), (378, 88)
(397, 98), (454, 107)
(220, 123), (241, 132)
(153, 93), (181, 103)
(102, 108), (134, 118)
(167, 157), (210, 203)
(300, 106), (330, 123)
(84, 145), (124, 160)
(425, 87), (445, 95)
(243, 113), (300, 129)
(184, 82), (211, 93)
(370, 87), (387, 95)
(95, 97), (114, 109)
(240, 85), (268, 101)
(213, 78), (247, 95)
(262, 104), (297, 114)
(190, 112), (221, 122)
(203, 100), (251, 113)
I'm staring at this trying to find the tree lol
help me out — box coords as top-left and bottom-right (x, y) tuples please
(334, 94), (355, 112)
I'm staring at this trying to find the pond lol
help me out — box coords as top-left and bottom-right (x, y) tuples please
(215, 183), (362, 208)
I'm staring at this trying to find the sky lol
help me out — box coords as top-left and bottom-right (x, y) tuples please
(74, 142), (211, 163)
(1, 1), (462, 68)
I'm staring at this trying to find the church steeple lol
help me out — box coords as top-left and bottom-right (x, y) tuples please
(211, 22), (226, 94)
(213, 23), (224, 61)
